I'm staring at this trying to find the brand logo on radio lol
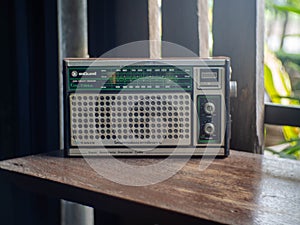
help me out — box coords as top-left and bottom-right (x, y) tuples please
(71, 71), (78, 77)
(79, 71), (97, 76)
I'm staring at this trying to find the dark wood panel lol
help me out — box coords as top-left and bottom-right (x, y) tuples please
(0, 150), (299, 225)
(0, 0), (61, 225)
(213, 0), (265, 153)
(88, 0), (149, 58)
(88, 0), (116, 57)
(0, 0), (18, 160)
(44, 0), (59, 152)
(162, 0), (199, 57)
(265, 103), (300, 127)
(114, 0), (149, 57)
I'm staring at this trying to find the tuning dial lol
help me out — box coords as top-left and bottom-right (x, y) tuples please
(204, 102), (215, 114)
(204, 123), (215, 135)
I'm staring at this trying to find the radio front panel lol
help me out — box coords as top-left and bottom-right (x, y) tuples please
(64, 58), (231, 156)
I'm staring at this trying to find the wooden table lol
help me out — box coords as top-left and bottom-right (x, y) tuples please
(0, 150), (299, 225)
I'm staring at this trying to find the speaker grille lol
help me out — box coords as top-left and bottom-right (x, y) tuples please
(69, 93), (191, 146)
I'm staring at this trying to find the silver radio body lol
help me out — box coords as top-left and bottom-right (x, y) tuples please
(64, 58), (232, 156)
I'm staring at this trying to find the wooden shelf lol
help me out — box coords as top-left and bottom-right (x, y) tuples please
(0, 150), (299, 225)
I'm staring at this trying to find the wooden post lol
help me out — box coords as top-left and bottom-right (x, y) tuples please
(213, 0), (265, 153)
(198, 0), (209, 57)
(148, 0), (162, 58)
(114, 0), (149, 46)
(162, 0), (199, 56)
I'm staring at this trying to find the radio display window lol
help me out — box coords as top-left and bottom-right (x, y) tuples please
(68, 65), (193, 91)
(196, 68), (222, 89)
(200, 69), (219, 83)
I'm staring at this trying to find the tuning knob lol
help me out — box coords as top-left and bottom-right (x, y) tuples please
(204, 123), (215, 135)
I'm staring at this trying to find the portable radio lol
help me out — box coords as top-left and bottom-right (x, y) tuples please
(64, 58), (236, 156)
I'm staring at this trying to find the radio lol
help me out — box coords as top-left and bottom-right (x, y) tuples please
(64, 58), (236, 156)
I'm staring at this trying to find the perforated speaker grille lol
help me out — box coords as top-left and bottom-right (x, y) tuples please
(69, 93), (191, 146)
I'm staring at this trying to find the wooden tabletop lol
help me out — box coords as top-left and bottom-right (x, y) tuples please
(0, 150), (299, 225)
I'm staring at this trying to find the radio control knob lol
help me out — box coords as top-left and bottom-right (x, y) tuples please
(230, 81), (238, 98)
(204, 102), (215, 114)
(204, 123), (215, 135)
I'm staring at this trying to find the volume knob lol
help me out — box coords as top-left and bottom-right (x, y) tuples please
(204, 102), (215, 114)
(204, 123), (215, 135)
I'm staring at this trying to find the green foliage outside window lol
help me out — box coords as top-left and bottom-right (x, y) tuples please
(264, 0), (300, 159)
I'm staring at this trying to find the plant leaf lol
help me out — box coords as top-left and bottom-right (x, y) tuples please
(283, 126), (300, 142)
(265, 148), (280, 155)
(279, 152), (297, 159)
(271, 95), (300, 102)
(284, 34), (300, 38)
(265, 50), (292, 103)
(264, 64), (281, 103)
(281, 144), (300, 154)
(277, 137), (300, 144)
(274, 5), (300, 14)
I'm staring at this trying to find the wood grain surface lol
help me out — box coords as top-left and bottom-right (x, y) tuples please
(0, 150), (299, 225)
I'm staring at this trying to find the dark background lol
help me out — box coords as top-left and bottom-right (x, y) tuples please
(0, 0), (198, 224)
